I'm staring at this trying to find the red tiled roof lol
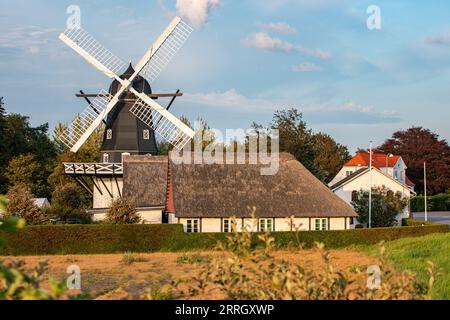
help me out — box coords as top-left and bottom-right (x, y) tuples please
(406, 177), (415, 187)
(344, 152), (401, 168)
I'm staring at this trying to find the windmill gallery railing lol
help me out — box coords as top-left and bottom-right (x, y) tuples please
(64, 163), (123, 176)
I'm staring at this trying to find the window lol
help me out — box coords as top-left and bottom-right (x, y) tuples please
(143, 129), (150, 140)
(314, 218), (328, 231)
(259, 219), (274, 232)
(223, 219), (235, 233)
(106, 129), (113, 140)
(103, 153), (109, 164)
(186, 219), (199, 233)
(346, 171), (353, 177)
(351, 191), (358, 202)
(350, 217), (354, 225)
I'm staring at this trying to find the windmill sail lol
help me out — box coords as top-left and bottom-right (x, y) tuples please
(130, 97), (193, 150)
(136, 17), (193, 84)
(58, 90), (112, 151)
(59, 27), (125, 78)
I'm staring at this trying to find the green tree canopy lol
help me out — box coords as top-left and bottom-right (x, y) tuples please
(6, 154), (53, 198)
(0, 104), (56, 194)
(314, 133), (351, 184)
(271, 109), (321, 177)
(351, 186), (409, 228)
(378, 127), (450, 195)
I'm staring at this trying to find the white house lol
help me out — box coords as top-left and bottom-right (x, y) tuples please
(329, 152), (416, 226)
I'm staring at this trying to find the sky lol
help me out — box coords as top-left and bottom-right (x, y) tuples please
(1, 0), (450, 152)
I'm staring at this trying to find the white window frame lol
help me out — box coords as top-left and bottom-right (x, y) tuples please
(259, 218), (274, 232)
(314, 218), (328, 231)
(103, 153), (110, 164)
(143, 129), (150, 140)
(223, 219), (235, 233)
(106, 129), (113, 140)
(186, 219), (200, 233)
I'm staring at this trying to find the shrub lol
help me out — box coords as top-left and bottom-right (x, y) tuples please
(6, 183), (49, 225)
(411, 193), (450, 212)
(178, 228), (436, 300)
(0, 218), (73, 300)
(106, 198), (140, 225)
(352, 186), (409, 227)
(0, 223), (448, 256)
(176, 253), (211, 265)
(120, 252), (147, 265)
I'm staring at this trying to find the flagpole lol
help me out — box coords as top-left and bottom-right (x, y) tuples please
(369, 141), (373, 229)
(424, 162), (428, 222)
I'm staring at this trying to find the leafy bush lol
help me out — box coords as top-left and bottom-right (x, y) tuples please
(402, 219), (437, 227)
(47, 183), (91, 224)
(0, 223), (448, 256)
(0, 218), (72, 300)
(352, 186), (409, 227)
(176, 253), (211, 265)
(106, 198), (140, 225)
(178, 228), (436, 300)
(411, 193), (450, 212)
(120, 252), (147, 265)
(5, 183), (49, 225)
(0, 195), (7, 217)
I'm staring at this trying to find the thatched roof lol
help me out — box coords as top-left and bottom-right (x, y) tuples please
(170, 153), (357, 218)
(122, 155), (168, 207)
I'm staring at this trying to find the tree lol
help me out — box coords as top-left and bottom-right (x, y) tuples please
(0, 111), (56, 194)
(271, 109), (321, 177)
(47, 183), (91, 223)
(6, 154), (53, 198)
(48, 122), (104, 207)
(378, 127), (450, 194)
(5, 184), (49, 225)
(351, 186), (409, 227)
(106, 198), (141, 224)
(314, 133), (351, 183)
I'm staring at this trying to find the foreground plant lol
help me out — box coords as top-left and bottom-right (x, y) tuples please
(0, 217), (84, 300)
(178, 225), (435, 300)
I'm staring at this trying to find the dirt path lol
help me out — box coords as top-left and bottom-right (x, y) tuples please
(1, 249), (378, 300)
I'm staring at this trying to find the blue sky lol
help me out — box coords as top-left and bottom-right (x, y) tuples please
(1, 0), (450, 152)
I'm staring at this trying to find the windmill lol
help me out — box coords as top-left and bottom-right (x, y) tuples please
(58, 16), (195, 157)
(59, 17), (195, 210)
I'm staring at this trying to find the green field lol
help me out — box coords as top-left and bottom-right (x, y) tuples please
(363, 233), (450, 299)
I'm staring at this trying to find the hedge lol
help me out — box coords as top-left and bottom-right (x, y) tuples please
(0, 223), (448, 256)
(411, 193), (450, 212)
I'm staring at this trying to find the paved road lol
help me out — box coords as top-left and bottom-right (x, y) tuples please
(412, 212), (450, 225)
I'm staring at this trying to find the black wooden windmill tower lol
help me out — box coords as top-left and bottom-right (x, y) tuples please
(57, 17), (194, 211)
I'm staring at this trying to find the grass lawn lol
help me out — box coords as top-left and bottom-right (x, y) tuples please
(362, 233), (450, 300)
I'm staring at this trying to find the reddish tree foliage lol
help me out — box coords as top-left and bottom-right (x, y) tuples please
(378, 127), (450, 195)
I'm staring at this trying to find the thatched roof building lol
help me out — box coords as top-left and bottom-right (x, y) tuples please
(122, 153), (357, 220)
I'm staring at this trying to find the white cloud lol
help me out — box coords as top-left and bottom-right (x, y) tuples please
(0, 25), (58, 55)
(257, 22), (297, 34)
(426, 32), (450, 46)
(184, 89), (276, 112)
(176, 0), (221, 28)
(292, 62), (321, 72)
(241, 32), (332, 59)
(183, 89), (400, 124)
(241, 32), (295, 53)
